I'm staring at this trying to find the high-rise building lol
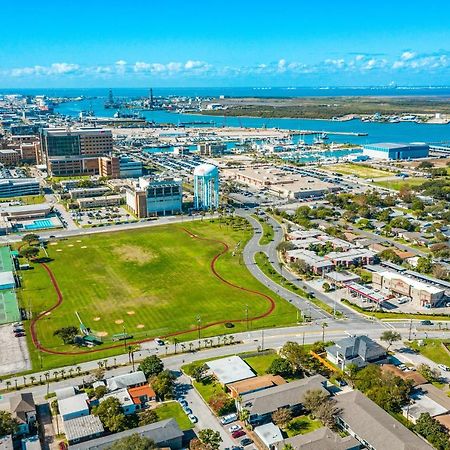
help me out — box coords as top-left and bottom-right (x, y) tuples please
(126, 176), (183, 217)
(40, 128), (113, 176)
(197, 142), (226, 157)
(194, 164), (219, 210)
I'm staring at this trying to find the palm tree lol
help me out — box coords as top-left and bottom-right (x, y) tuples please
(14, 379), (18, 390)
(173, 338), (179, 354)
(113, 358), (117, 368)
(39, 375), (42, 384)
(103, 359), (108, 370)
(322, 322), (328, 342)
(229, 335), (235, 345)
(6, 381), (11, 391)
(223, 336), (229, 346)
(30, 376), (36, 385)
(53, 371), (59, 381)
(60, 369), (66, 380)
(97, 361), (104, 369)
(188, 342), (194, 352)
(22, 376), (27, 387)
(181, 343), (186, 353)
(75, 366), (82, 376)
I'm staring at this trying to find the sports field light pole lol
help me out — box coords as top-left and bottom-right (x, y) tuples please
(245, 305), (249, 331)
(197, 315), (201, 348)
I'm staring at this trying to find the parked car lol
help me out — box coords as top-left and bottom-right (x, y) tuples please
(232, 430), (246, 439)
(421, 320), (433, 325)
(154, 338), (165, 346)
(183, 407), (192, 415)
(240, 438), (253, 447)
(188, 414), (198, 423)
(178, 399), (188, 407)
(229, 424), (242, 433)
(438, 364), (450, 372)
(15, 332), (26, 337)
(220, 413), (238, 425)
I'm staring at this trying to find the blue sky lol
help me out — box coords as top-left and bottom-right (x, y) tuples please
(1, 0), (449, 87)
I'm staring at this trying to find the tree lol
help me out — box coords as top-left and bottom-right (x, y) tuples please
(107, 434), (157, 450)
(268, 357), (294, 378)
(303, 389), (337, 429)
(208, 393), (235, 416)
(53, 326), (78, 345)
(198, 429), (222, 450)
(191, 364), (208, 382)
(417, 364), (441, 383)
(92, 397), (127, 432)
(415, 413), (450, 450)
(303, 389), (329, 414)
(94, 385), (107, 399)
(138, 355), (164, 379)
(280, 341), (307, 373)
(239, 408), (250, 423)
(149, 370), (175, 400)
(321, 322), (328, 342)
(92, 367), (105, 381)
(380, 330), (401, 351)
(322, 282), (331, 292)
(379, 249), (403, 265)
(22, 233), (40, 245)
(283, 445), (295, 450)
(138, 409), (158, 426)
(416, 257), (433, 274)
(20, 246), (40, 260)
(0, 411), (18, 436)
(272, 407), (292, 429)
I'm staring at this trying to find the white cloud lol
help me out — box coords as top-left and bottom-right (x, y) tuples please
(401, 51), (417, 61)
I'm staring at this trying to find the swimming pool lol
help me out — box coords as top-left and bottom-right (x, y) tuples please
(24, 219), (55, 230)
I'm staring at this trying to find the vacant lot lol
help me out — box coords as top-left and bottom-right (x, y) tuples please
(324, 163), (392, 179)
(20, 220), (297, 369)
(373, 177), (426, 190)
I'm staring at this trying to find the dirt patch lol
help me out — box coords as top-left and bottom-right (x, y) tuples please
(68, 244), (74, 247)
(93, 317), (101, 321)
(127, 311), (135, 315)
(81, 246), (87, 249)
(56, 249), (62, 252)
(137, 324), (145, 329)
(49, 242), (58, 246)
(113, 244), (156, 265)
(115, 319), (124, 324)
(96, 331), (108, 337)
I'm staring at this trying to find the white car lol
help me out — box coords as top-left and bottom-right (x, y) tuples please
(229, 424), (242, 433)
(438, 364), (450, 372)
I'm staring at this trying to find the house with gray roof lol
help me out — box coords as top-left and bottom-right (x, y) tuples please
(106, 371), (146, 391)
(9, 393), (36, 435)
(274, 426), (360, 450)
(238, 375), (329, 426)
(64, 415), (104, 445)
(335, 390), (433, 450)
(326, 335), (387, 369)
(70, 418), (183, 449)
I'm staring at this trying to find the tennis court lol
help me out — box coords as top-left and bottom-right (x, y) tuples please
(0, 290), (21, 324)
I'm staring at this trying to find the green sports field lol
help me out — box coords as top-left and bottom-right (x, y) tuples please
(19, 219), (298, 369)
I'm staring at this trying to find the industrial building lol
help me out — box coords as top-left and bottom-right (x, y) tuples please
(193, 163), (219, 210)
(40, 127), (113, 176)
(126, 176), (183, 217)
(362, 142), (429, 160)
(372, 270), (446, 308)
(0, 178), (40, 198)
(224, 165), (338, 199)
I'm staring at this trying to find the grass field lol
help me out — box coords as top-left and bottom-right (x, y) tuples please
(324, 163), (392, 179)
(408, 339), (450, 366)
(19, 220), (298, 370)
(0, 195), (45, 205)
(373, 178), (426, 190)
(242, 351), (278, 375)
(286, 415), (322, 437)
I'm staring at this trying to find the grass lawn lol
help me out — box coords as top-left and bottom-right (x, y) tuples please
(251, 215), (274, 246)
(155, 401), (193, 430)
(19, 220), (298, 370)
(324, 163), (392, 179)
(408, 339), (450, 366)
(193, 379), (224, 403)
(0, 195), (45, 205)
(373, 178), (426, 190)
(243, 351), (278, 375)
(285, 415), (322, 437)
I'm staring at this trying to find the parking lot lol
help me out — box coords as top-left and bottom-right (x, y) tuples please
(72, 206), (136, 227)
(0, 323), (31, 376)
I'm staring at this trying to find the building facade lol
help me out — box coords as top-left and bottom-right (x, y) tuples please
(40, 128), (113, 176)
(198, 142), (226, 156)
(0, 178), (40, 198)
(363, 142), (429, 160)
(126, 176), (183, 217)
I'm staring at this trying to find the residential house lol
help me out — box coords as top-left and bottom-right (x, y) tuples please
(70, 418), (183, 450)
(63, 415), (104, 445)
(9, 393), (36, 435)
(381, 364), (427, 387)
(100, 389), (136, 415)
(128, 385), (156, 410)
(335, 390), (433, 450)
(207, 356), (255, 385)
(274, 427), (360, 450)
(227, 374), (286, 399)
(254, 422), (283, 449)
(106, 371), (146, 391)
(326, 335), (387, 369)
(238, 375), (329, 426)
(58, 393), (89, 421)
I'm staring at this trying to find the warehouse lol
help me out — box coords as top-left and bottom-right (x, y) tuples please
(362, 142), (429, 160)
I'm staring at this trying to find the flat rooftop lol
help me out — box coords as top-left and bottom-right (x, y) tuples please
(207, 355), (255, 385)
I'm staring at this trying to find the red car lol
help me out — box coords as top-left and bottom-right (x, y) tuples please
(232, 430), (246, 439)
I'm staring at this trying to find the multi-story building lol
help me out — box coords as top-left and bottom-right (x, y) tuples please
(40, 128), (113, 176)
(98, 156), (143, 179)
(0, 178), (40, 198)
(126, 176), (182, 217)
(197, 142), (226, 157)
(0, 149), (20, 166)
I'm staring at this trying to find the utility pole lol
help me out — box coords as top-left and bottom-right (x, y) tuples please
(408, 319), (413, 341)
(245, 305), (249, 330)
(197, 315), (201, 341)
(261, 330), (264, 351)
(302, 331), (305, 346)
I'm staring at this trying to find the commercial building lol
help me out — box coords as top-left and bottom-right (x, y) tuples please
(194, 163), (219, 210)
(335, 390), (433, 450)
(362, 142), (429, 160)
(77, 195), (122, 209)
(224, 165), (338, 199)
(69, 187), (111, 199)
(40, 128), (113, 176)
(126, 176), (182, 217)
(198, 142), (227, 156)
(0, 178), (40, 198)
(0, 149), (20, 166)
(98, 156), (143, 179)
(372, 270), (446, 308)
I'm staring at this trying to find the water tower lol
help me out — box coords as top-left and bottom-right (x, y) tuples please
(193, 164), (219, 210)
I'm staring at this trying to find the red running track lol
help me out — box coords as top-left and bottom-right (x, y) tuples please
(29, 228), (276, 356)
